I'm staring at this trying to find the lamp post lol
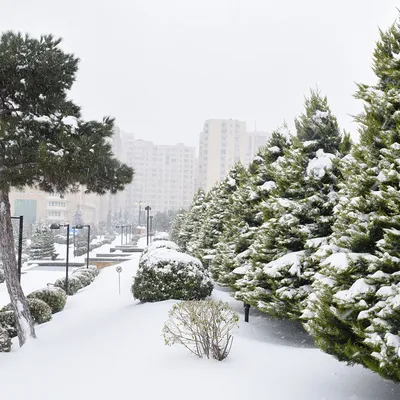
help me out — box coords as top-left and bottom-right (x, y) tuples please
(138, 201), (143, 226)
(149, 216), (153, 244)
(50, 223), (70, 292)
(145, 206), (151, 246)
(11, 215), (23, 282)
(73, 224), (91, 269)
(116, 225), (124, 245)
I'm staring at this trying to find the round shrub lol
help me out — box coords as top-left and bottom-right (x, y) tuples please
(0, 325), (11, 352)
(73, 272), (92, 287)
(132, 248), (214, 302)
(153, 232), (169, 242)
(27, 286), (67, 314)
(85, 265), (100, 277)
(0, 311), (17, 338)
(27, 298), (52, 324)
(54, 276), (83, 295)
(74, 269), (95, 283)
(0, 268), (4, 284)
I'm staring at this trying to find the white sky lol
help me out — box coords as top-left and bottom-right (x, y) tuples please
(2, 0), (399, 147)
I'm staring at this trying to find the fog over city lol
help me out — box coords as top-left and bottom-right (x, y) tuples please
(3, 0), (399, 146)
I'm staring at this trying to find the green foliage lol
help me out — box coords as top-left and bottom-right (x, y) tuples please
(0, 325), (11, 352)
(132, 247), (213, 302)
(0, 310), (17, 338)
(0, 31), (133, 194)
(26, 298), (52, 324)
(27, 286), (67, 313)
(54, 276), (83, 295)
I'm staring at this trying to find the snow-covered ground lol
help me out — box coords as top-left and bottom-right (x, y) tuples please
(0, 237), (399, 399)
(0, 236), (122, 307)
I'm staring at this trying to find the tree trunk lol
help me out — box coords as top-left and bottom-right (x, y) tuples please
(0, 189), (36, 346)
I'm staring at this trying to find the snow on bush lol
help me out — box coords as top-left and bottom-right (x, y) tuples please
(0, 325), (11, 352)
(153, 232), (169, 242)
(74, 269), (96, 283)
(84, 265), (100, 277)
(27, 298), (52, 324)
(132, 248), (213, 302)
(163, 300), (239, 360)
(27, 286), (67, 314)
(54, 276), (83, 295)
(142, 240), (181, 256)
(73, 271), (92, 287)
(0, 267), (4, 283)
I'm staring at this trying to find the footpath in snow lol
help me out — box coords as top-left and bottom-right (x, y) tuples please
(0, 242), (399, 399)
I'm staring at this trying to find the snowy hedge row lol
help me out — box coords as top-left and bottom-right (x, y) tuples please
(132, 240), (213, 302)
(54, 266), (99, 295)
(171, 20), (400, 384)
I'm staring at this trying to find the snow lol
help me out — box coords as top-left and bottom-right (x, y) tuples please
(313, 110), (330, 123)
(268, 146), (281, 153)
(264, 251), (304, 277)
(306, 149), (335, 179)
(0, 255), (399, 400)
(260, 181), (277, 192)
(334, 279), (376, 302)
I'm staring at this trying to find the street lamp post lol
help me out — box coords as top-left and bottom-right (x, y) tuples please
(116, 225), (124, 245)
(50, 223), (70, 292)
(138, 201), (143, 226)
(11, 215), (23, 282)
(149, 216), (153, 244)
(145, 206), (151, 246)
(74, 224), (91, 269)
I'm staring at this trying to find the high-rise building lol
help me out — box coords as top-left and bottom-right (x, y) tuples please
(124, 139), (196, 218)
(198, 119), (271, 192)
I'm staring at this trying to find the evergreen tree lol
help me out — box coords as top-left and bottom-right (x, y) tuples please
(170, 209), (187, 244)
(29, 223), (56, 259)
(0, 32), (133, 346)
(242, 91), (344, 319)
(303, 18), (400, 382)
(72, 206), (84, 227)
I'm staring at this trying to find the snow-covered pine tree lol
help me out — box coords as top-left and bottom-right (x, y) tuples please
(29, 223), (56, 260)
(176, 189), (206, 252)
(170, 209), (187, 245)
(214, 129), (290, 290)
(303, 18), (400, 382)
(72, 207), (84, 227)
(241, 91), (344, 319)
(0, 32), (133, 346)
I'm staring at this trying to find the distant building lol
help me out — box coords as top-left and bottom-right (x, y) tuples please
(124, 139), (196, 217)
(245, 130), (271, 165)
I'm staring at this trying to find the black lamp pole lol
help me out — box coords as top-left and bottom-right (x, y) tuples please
(145, 206), (151, 245)
(11, 215), (23, 282)
(74, 224), (91, 269)
(149, 216), (153, 244)
(138, 201), (142, 226)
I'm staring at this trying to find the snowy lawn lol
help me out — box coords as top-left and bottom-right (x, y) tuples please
(0, 247), (399, 399)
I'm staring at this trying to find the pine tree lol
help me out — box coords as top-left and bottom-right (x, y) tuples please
(170, 209), (187, 245)
(29, 223), (56, 259)
(242, 91), (344, 319)
(72, 206), (84, 227)
(0, 32), (133, 346)
(303, 18), (400, 382)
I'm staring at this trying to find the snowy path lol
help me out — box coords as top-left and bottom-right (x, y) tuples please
(0, 254), (399, 400)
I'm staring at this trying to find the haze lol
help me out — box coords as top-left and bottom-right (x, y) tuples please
(3, 0), (399, 146)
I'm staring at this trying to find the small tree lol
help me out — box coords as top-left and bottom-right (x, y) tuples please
(29, 223), (55, 259)
(72, 206), (84, 227)
(0, 32), (133, 346)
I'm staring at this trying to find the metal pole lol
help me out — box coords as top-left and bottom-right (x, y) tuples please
(125, 225), (128, 244)
(86, 225), (90, 269)
(145, 206), (151, 246)
(244, 303), (250, 322)
(118, 273), (121, 295)
(17, 216), (23, 282)
(65, 224), (70, 293)
(138, 203), (141, 226)
(150, 216), (153, 244)
(120, 226), (123, 245)
(73, 228), (76, 257)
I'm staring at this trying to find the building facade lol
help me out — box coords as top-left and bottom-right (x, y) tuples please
(198, 119), (270, 192)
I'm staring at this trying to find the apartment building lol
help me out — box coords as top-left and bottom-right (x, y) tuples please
(125, 139), (196, 216)
(198, 119), (270, 192)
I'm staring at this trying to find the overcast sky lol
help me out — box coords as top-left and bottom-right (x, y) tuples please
(3, 1), (400, 147)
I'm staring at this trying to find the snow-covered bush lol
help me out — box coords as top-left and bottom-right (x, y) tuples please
(86, 265), (100, 277)
(54, 276), (83, 295)
(142, 240), (181, 256)
(74, 269), (95, 284)
(27, 286), (67, 314)
(0, 325), (11, 352)
(73, 271), (92, 287)
(153, 232), (169, 242)
(0, 311), (16, 338)
(27, 298), (52, 324)
(2, 298), (52, 325)
(132, 248), (213, 302)
(0, 267), (4, 283)
(163, 300), (239, 360)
